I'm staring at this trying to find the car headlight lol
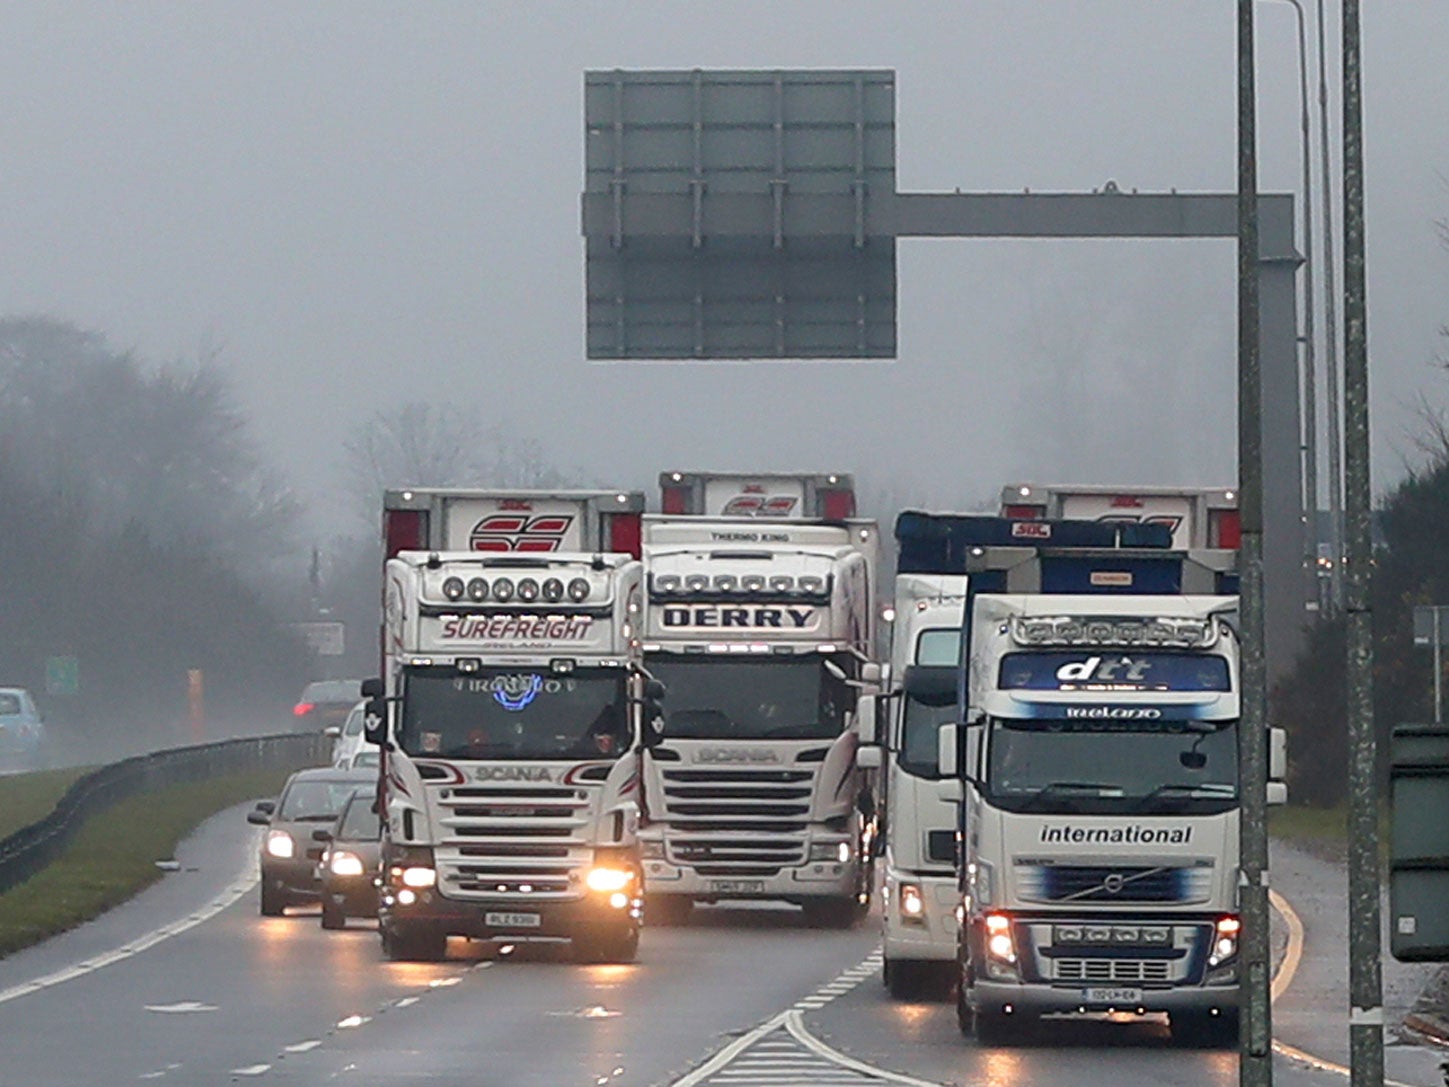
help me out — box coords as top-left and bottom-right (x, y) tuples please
(399, 866), (436, 889)
(329, 851), (365, 878)
(265, 830), (295, 859)
(585, 866), (634, 893)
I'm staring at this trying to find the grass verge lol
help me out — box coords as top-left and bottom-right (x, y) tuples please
(0, 768), (289, 958)
(0, 767), (94, 841)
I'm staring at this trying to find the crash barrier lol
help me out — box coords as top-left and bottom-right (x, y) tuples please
(0, 732), (329, 896)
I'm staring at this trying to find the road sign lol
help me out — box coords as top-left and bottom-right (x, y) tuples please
(291, 622), (345, 657)
(44, 656), (79, 697)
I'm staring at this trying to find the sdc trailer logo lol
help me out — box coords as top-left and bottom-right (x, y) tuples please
(469, 513), (575, 552)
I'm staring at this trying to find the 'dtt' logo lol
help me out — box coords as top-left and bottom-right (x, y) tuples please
(469, 514), (574, 552)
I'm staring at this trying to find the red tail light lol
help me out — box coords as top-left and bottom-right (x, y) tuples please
(384, 508), (429, 559)
(293, 702), (315, 718)
(661, 485), (690, 515)
(1002, 504), (1045, 520)
(1209, 509), (1241, 549)
(608, 512), (643, 559)
(820, 488), (856, 520)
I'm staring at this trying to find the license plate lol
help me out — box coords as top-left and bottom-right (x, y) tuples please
(485, 911), (540, 929)
(1083, 987), (1142, 1005)
(709, 880), (765, 894)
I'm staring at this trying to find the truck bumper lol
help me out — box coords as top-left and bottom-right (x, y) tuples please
(882, 870), (958, 964)
(642, 859), (858, 903)
(969, 977), (1238, 1018)
(379, 888), (642, 943)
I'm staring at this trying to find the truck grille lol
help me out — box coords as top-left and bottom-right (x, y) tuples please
(659, 767), (815, 875)
(433, 783), (593, 901)
(1015, 864), (1212, 904)
(1054, 958), (1173, 984)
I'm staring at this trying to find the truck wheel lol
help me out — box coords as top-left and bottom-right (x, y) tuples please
(320, 899), (346, 930)
(1173, 1011), (1239, 1049)
(574, 928), (639, 965)
(260, 882), (286, 917)
(646, 895), (693, 926)
(802, 898), (858, 929)
(886, 959), (925, 1000)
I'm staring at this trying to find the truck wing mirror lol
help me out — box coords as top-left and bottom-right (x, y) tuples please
(361, 677), (384, 699)
(938, 723), (959, 778)
(363, 698), (388, 746)
(1266, 781), (1288, 806)
(644, 678), (666, 702)
(1269, 726), (1288, 781)
(856, 745), (882, 770)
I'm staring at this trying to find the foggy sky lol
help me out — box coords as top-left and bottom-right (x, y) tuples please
(3, 1), (1446, 536)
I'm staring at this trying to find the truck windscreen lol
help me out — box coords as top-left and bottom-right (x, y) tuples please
(986, 717), (1238, 815)
(399, 667), (629, 760)
(647, 656), (848, 741)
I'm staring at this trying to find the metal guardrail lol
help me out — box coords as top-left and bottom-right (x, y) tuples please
(0, 732), (329, 896)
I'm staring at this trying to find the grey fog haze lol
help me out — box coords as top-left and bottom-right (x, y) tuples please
(3, 1), (1446, 534)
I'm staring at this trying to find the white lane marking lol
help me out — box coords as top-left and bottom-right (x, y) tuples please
(669, 948), (947, 1086)
(393, 996), (420, 1009)
(283, 1040), (322, 1053)
(336, 1014), (371, 1029)
(0, 849), (260, 1007)
(230, 1065), (271, 1077)
(144, 1000), (217, 1013)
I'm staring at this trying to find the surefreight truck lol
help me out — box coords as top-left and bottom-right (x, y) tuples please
(383, 487), (646, 560)
(365, 547), (655, 963)
(637, 514), (884, 928)
(895, 512), (1285, 1047)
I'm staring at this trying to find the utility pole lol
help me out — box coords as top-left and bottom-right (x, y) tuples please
(1237, 2), (1274, 1083)
(1341, 1), (1383, 1084)
(1317, 0), (1345, 613)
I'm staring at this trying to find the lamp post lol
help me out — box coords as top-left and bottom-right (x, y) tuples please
(1317, 0), (1344, 613)
(1261, 0), (1321, 616)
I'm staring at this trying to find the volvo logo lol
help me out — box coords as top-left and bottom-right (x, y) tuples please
(1102, 872), (1125, 894)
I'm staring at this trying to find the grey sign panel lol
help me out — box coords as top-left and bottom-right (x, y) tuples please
(583, 70), (896, 359)
(1390, 725), (1449, 961)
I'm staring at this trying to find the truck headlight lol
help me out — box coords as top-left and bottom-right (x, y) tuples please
(399, 866), (436, 889)
(898, 882), (926, 924)
(1208, 915), (1240, 967)
(265, 830), (295, 859)
(967, 860), (993, 909)
(585, 866), (634, 893)
(985, 913), (1016, 963)
(329, 851), (365, 878)
(809, 841), (850, 864)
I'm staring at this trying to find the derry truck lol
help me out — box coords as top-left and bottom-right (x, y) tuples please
(365, 547), (653, 963)
(1000, 484), (1240, 551)
(899, 512), (1284, 1047)
(659, 470), (856, 520)
(637, 513), (883, 927)
(878, 571), (967, 998)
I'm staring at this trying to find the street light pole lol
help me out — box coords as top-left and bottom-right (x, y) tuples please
(1318, 0), (1345, 613)
(1237, 2), (1274, 1084)
(1263, 0), (1320, 616)
(1341, 1), (1383, 1085)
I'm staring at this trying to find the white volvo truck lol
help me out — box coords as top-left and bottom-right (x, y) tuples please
(365, 548), (655, 963)
(879, 572), (968, 997)
(638, 515), (883, 927)
(896, 512), (1284, 1046)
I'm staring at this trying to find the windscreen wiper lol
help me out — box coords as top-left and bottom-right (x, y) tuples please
(1015, 781), (1119, 812)
(1132, 782), (1236, 811)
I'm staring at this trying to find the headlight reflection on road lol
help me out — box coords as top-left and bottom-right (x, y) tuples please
(979, 1047), (1025, 1087)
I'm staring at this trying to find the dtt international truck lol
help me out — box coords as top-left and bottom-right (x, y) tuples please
(637, 510), (883, 928)
(896, 512), (1284, 1046)
(364, 545), (655, 963)
(878, 571), (968, 998)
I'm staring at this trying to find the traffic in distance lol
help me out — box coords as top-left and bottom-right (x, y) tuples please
(236, 471), (1284, 1050)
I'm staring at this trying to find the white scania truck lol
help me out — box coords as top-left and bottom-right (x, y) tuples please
(637, 512), (883, 927)
(894, 512), (1284, 1046)
(878, 571), (968, 998)
(365, 545), (655, 963)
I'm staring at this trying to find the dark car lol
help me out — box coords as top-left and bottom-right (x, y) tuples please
(293, 679), (365, 733)
(316, 788), (382, 930)
(247, 767), (375, 916)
